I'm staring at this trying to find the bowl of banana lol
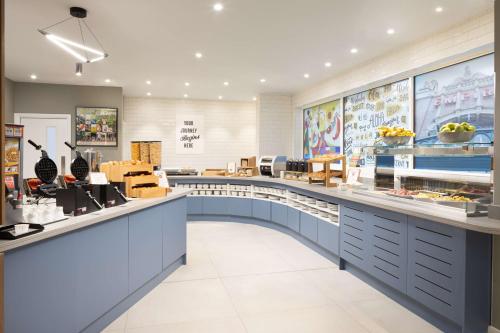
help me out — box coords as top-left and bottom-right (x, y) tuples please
(378, 126), (415, 146)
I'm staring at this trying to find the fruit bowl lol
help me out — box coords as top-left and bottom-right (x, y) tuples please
(381, 136), (412, 146)
(438, 130), (475, 143)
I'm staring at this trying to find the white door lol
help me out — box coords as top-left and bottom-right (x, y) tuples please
(15, 113), (72, 179)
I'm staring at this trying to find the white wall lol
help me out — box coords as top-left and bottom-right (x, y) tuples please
(257, 94), (293, 157)
(291, 11), (494, 157)
(123, 97), (257, 171)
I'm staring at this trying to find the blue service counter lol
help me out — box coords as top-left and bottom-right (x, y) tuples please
(174, 177), (492, 333)
(3, 195), (188, 333)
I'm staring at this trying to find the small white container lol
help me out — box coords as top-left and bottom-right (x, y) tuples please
(14, 224), (30, 234)
(202, 184), (209, 189)
(210, 184), (216, 189)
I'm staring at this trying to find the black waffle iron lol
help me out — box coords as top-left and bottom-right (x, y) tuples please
(27, 140), (59, 197)
(65, 141), (90, 186)
(56, 142), (103, 215)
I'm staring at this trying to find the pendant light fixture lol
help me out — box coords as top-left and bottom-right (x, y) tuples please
(38, 7), (108, 74)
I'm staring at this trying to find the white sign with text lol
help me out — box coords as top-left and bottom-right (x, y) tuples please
(175, 114), (205, 154)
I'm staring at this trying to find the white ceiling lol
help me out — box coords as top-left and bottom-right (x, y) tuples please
(5, 0), (494, 101)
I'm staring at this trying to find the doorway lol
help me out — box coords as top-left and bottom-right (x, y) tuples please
(14, 113), (71, 179)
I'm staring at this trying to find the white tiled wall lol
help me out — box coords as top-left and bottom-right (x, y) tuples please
(291, 11), (494, 157)
(123, 97), (257, 170)
(257, 94), (293, 157)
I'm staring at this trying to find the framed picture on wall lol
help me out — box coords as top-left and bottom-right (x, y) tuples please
(343, 79), (410, 165)
(75, 107), (118, 146)
(303, 99), (342, 159)
(414, 53), (494, 145)
(413, 53), (494, 171)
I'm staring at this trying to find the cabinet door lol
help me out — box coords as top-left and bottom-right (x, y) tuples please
(366, 211), (407, 293)
(129, 205), (163, 292)
(228, 197), (252, 217)
(74, 216), (129, 331)
(287, 207), (300, 232)
(271, 202), (287, 226)
(252, 199), (271, 221)
(187, 196), (203, 215)
(300, 212), (318, 242)
(4, 233), (78, 333)
(203, 197), (228, 215)
(163, 198), (187, 269)
(340, 205), (369, 270)
(407, 217), (465, 324)
(317, 219), (339, 255)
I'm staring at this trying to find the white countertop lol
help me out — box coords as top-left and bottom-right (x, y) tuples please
(0, 188), (192, 253)
(171, 176), (500, 235)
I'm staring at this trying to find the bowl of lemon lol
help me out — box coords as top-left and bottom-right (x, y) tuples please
(378, 126), (415, 146)
(438, 122), (475, 143)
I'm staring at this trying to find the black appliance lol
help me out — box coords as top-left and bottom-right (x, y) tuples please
(27, 140), (58, 197)
(56, 142), (104, 214)
(298, 160), (306, 172)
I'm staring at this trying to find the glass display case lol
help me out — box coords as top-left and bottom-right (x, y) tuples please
(354, 143), (494, 216)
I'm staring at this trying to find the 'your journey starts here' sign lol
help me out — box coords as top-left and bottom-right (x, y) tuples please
(176, 114), (205, 154)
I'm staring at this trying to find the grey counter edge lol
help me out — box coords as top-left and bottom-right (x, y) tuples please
(172, 176), (500, 235)
(0, 188), (192, 253)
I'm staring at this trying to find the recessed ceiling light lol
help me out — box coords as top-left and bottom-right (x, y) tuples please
(350, 48), (358, 54)
(195, 52), (203, 59)
(185, 82), (190, 87)
(30, 74), (37, 80)
(213, 3), (224, 11)
(435, 6), (443, 13)
(386, 28), (395, 35)
(146, 80), (152, 85)
(303, 73), (310, 79)
(184, 94), (189, 98)
(105, 78), (111, 83)
(324, 62), (332, 68)
(147, 92), (152, 96)
(252, 97), (257, 101)
(223, 81), (229, 86)
(218, 96), (223, 100)
(260, 78), (266, 83)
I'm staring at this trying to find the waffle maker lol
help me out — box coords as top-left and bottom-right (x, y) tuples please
(65, 141), (90, 187)
(56, 142), (103, 215)
(27, 140), (59, 197)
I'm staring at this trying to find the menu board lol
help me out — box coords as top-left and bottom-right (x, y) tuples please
(303, 99), (342, 159)
(343, 79), (410, 165)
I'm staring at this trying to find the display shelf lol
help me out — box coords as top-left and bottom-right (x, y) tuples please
(361, 142), (493, 156)
(288, 197), (339, 216)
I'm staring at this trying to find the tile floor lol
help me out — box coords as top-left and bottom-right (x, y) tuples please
(103, 221), (441, 333)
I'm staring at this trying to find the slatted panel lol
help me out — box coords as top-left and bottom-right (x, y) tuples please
(368, 213), (407, 293)
(340, 206), (368, 270)
(407, 217), (465, 324)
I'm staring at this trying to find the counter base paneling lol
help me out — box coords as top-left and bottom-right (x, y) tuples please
(176, 177), (493, 333)
(3, 196), (188, 333)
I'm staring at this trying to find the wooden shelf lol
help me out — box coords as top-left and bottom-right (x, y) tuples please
(307, 155), (346, 188)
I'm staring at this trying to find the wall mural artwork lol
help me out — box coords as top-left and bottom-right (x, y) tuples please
(303, 99), (342, 159)
(414, 54), (494, 145)
(343, 79), (410, 165)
